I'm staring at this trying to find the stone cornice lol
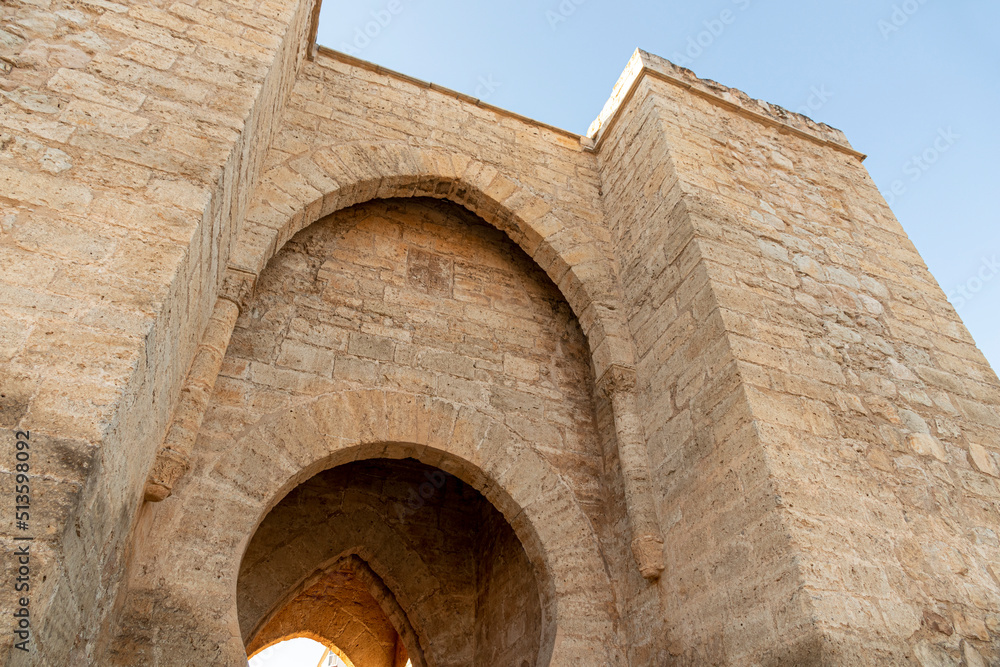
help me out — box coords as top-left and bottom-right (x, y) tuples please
(308, 44), (864, 161)
(312, 46), (589, 148)
(587, 49), (867, 161)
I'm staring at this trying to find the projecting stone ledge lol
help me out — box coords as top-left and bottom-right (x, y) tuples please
(588, 48), (864, 159)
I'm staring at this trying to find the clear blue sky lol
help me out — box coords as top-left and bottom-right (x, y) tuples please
(316, 0), (1000, 373)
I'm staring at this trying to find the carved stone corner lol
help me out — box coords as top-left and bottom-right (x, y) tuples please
(631, 533), (666, 580)
(142, 482), (171, 504)
(219, 268), (257, 313)
(596, 364), (638, 398)
(142, 448), (190, 503)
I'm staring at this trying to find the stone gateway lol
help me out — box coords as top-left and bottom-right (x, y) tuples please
(0, 1), (998, 665)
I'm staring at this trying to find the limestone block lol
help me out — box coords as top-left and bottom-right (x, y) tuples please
(909, 433), (948, 462)
(968, 443), (1000, 478)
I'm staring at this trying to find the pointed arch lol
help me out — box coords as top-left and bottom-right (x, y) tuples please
(230, 141), (637, 377)
(246, 553), (426, 667)
(223, 140), (664, 579)
(128, 390), (625, 665)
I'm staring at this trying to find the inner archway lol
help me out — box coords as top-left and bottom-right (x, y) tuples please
(108, 196), (627, 666)
(240, 458), (543, 667)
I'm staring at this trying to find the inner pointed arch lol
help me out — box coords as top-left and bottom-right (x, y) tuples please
(231, 141), (638, 377)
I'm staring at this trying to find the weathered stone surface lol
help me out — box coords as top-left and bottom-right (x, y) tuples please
(594, 49), (1000, 665)
(1, 5), (998, 665)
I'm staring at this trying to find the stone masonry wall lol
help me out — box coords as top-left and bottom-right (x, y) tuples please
(597, 73), (807, 666)
(645, 65), (1000, 663)
(597, 50), (1000, 665)
(224, 51), (649, 654)
(112, 196), (626, 664)
(234, 51), (626, 365)
(2, 0), (998, 661)
(1, 0), (315, 662)
(474, 491), (544, 667)
(219, 198), (605, 526)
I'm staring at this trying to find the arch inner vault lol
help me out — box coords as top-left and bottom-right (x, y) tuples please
(116, 198), (628, 666)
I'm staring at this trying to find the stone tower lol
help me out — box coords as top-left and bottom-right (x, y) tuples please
(1, 0), (998, 665)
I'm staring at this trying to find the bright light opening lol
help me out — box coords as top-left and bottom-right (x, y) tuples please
(248, 638), (350, 667)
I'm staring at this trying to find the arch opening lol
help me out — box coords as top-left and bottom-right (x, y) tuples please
(109, 195), (626, 666)
(234, 142), (640, 378)
(239, 458), (544, 667)
(249, 637), (355, 667)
